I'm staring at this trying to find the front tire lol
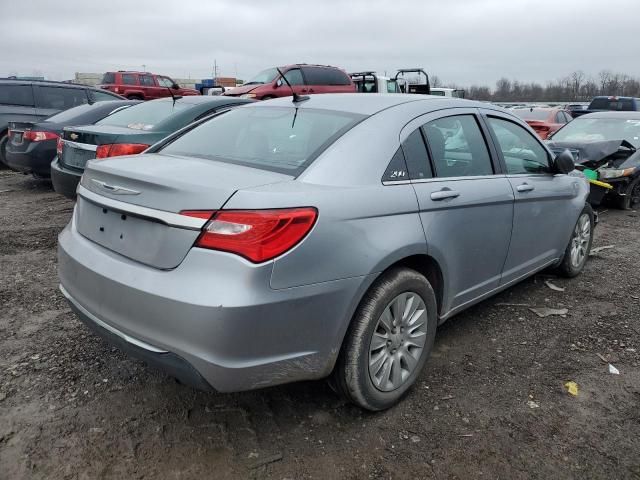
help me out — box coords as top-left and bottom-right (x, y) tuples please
(613, 176), (640, 210)
(557, 205), (594, 278)
(333, 267), (438, 411)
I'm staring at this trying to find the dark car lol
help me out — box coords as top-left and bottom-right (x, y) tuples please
(98, 71), (200, 100)
(0, 79), (124, 166)
(547, 111), (640, 209)
(5, 100), (139, 178)
(571, 96), (640, 118)
(223, 64), (355, 100)
(51, 96), (253, 198)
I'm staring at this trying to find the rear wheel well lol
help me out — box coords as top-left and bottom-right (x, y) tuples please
(388, 255), (444, 316)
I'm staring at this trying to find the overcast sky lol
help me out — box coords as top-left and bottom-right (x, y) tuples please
(2, 0), (638, 87)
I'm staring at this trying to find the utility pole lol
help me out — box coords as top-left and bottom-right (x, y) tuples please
(213, 59), (218, 80)
(142, 64), (146, 72)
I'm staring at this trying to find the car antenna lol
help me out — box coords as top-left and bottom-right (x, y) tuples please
(166, 86), (182, 106)
(276, 67), (309, 104)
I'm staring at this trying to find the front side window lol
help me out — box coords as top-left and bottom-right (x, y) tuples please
(157, 76), (175, 88)
(487, 117), (551, 174)
(283, 69), (304, 86)
(121, 74), (137, 85)
(159, 106), (364, 175)
(34, 86), (88, 110)
(422, 115), (493, 177)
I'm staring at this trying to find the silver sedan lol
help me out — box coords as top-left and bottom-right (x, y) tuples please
(58, 94), (593, 410)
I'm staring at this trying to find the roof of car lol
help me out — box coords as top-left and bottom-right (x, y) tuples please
(250, 93), (486, 116)
(0, 78), (90, 89)
(578, 111), (640, 119)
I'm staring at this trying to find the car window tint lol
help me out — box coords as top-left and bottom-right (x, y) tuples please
(283, 69), (304, 86)
(34, 86), (88, 110)
(140, 75), (155, 86)
(89, 90), (120, 102)
(122, 74), (137, 85)
(0, 84), (34, 106)
(382, 147), (409, 182)
(101, 73), (115, 84)
(401, 129), (432, 180)
(302, 67), (351, 85)
(487, 117), (550, 174)
(422, 115), (493, 178)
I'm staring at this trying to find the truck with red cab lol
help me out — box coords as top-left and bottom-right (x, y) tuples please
(99, 71), (199, 100)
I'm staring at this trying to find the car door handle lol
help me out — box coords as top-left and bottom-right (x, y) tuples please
(516, 183), (535, 193)
(430, 189), (460, 201)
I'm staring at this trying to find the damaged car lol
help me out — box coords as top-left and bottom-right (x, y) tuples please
(547, 111), (640, 209)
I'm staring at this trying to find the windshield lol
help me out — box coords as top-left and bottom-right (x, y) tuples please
(96, 100), (190, 130)
(551, 117), (640, 147)
(515, 109), (552, 121)
(244, 68), (279, 86)
(159, 106), (365, 175)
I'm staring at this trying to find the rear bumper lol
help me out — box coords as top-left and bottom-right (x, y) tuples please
(5, 144), (54, 177)
(51, 158), (81, 198)
(58, 213), (371, 392)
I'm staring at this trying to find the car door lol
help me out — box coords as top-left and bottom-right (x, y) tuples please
(34, 85), (89, 118)
(481, 110), (581, 285)
(404, 109), (515, 315)
(139, 74), (158, 99)
(275, 68), (307, 98)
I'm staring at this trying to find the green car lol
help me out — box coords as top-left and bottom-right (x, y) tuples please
(51, 96), (252, 198)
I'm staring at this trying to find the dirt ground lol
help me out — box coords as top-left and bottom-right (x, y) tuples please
(0, 169), (639, 480)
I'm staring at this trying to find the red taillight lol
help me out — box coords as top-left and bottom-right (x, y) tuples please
(191, 208), (317, 263)
(23, 131), (59, 142)
(56, 137), (64, 156)
(95, 143), (150, 159)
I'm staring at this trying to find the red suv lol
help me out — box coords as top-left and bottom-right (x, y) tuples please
(99, 71), (199, 100)
(224, 64), (355, 100)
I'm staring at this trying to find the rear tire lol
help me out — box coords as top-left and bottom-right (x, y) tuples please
(332, 267), (438, 411)
(0, 132), (8, 167)
(557, 205), (594, 278)
(612, 177), (640, 210)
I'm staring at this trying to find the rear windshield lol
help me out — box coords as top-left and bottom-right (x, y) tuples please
(159, 106), (365, 175)
(45, 102), (129, 124)
(101, 72), (116, 84)
(589, 98), (635, 111)
(96, 100), (190, 130)
(0, 84), (34, 106)
(515, 109), (552, 121)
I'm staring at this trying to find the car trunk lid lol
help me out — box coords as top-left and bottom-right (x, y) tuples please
(75, 153), (292, 269)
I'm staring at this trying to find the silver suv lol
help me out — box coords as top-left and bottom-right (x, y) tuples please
(58, 94), (592, 410)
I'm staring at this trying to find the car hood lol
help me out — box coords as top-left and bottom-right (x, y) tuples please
(547, 139), (638, 169)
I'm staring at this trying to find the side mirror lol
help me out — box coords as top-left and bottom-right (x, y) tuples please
(171, 83), (180, 90)
(275, 78), (283, 88)
(553, 149), (575, 174)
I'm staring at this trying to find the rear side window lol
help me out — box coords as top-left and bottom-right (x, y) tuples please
(422, 115), (493, 177)
(589, 98), (634, 111)
(302, 67), (351, 85)
(34, 86), (89, 110)
(382, 148), (409, 182)
(0, 84), (34, 106)
(159, 106), (365, 175)
(101, 72), (115, 84)
(401, 129), (432, 180)
(122, 74), (137, 85)
(487, 117), (550, 174)
(140, 75), (155, 86)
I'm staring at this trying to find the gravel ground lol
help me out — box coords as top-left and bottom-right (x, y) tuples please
(1, 170), (639, 480)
